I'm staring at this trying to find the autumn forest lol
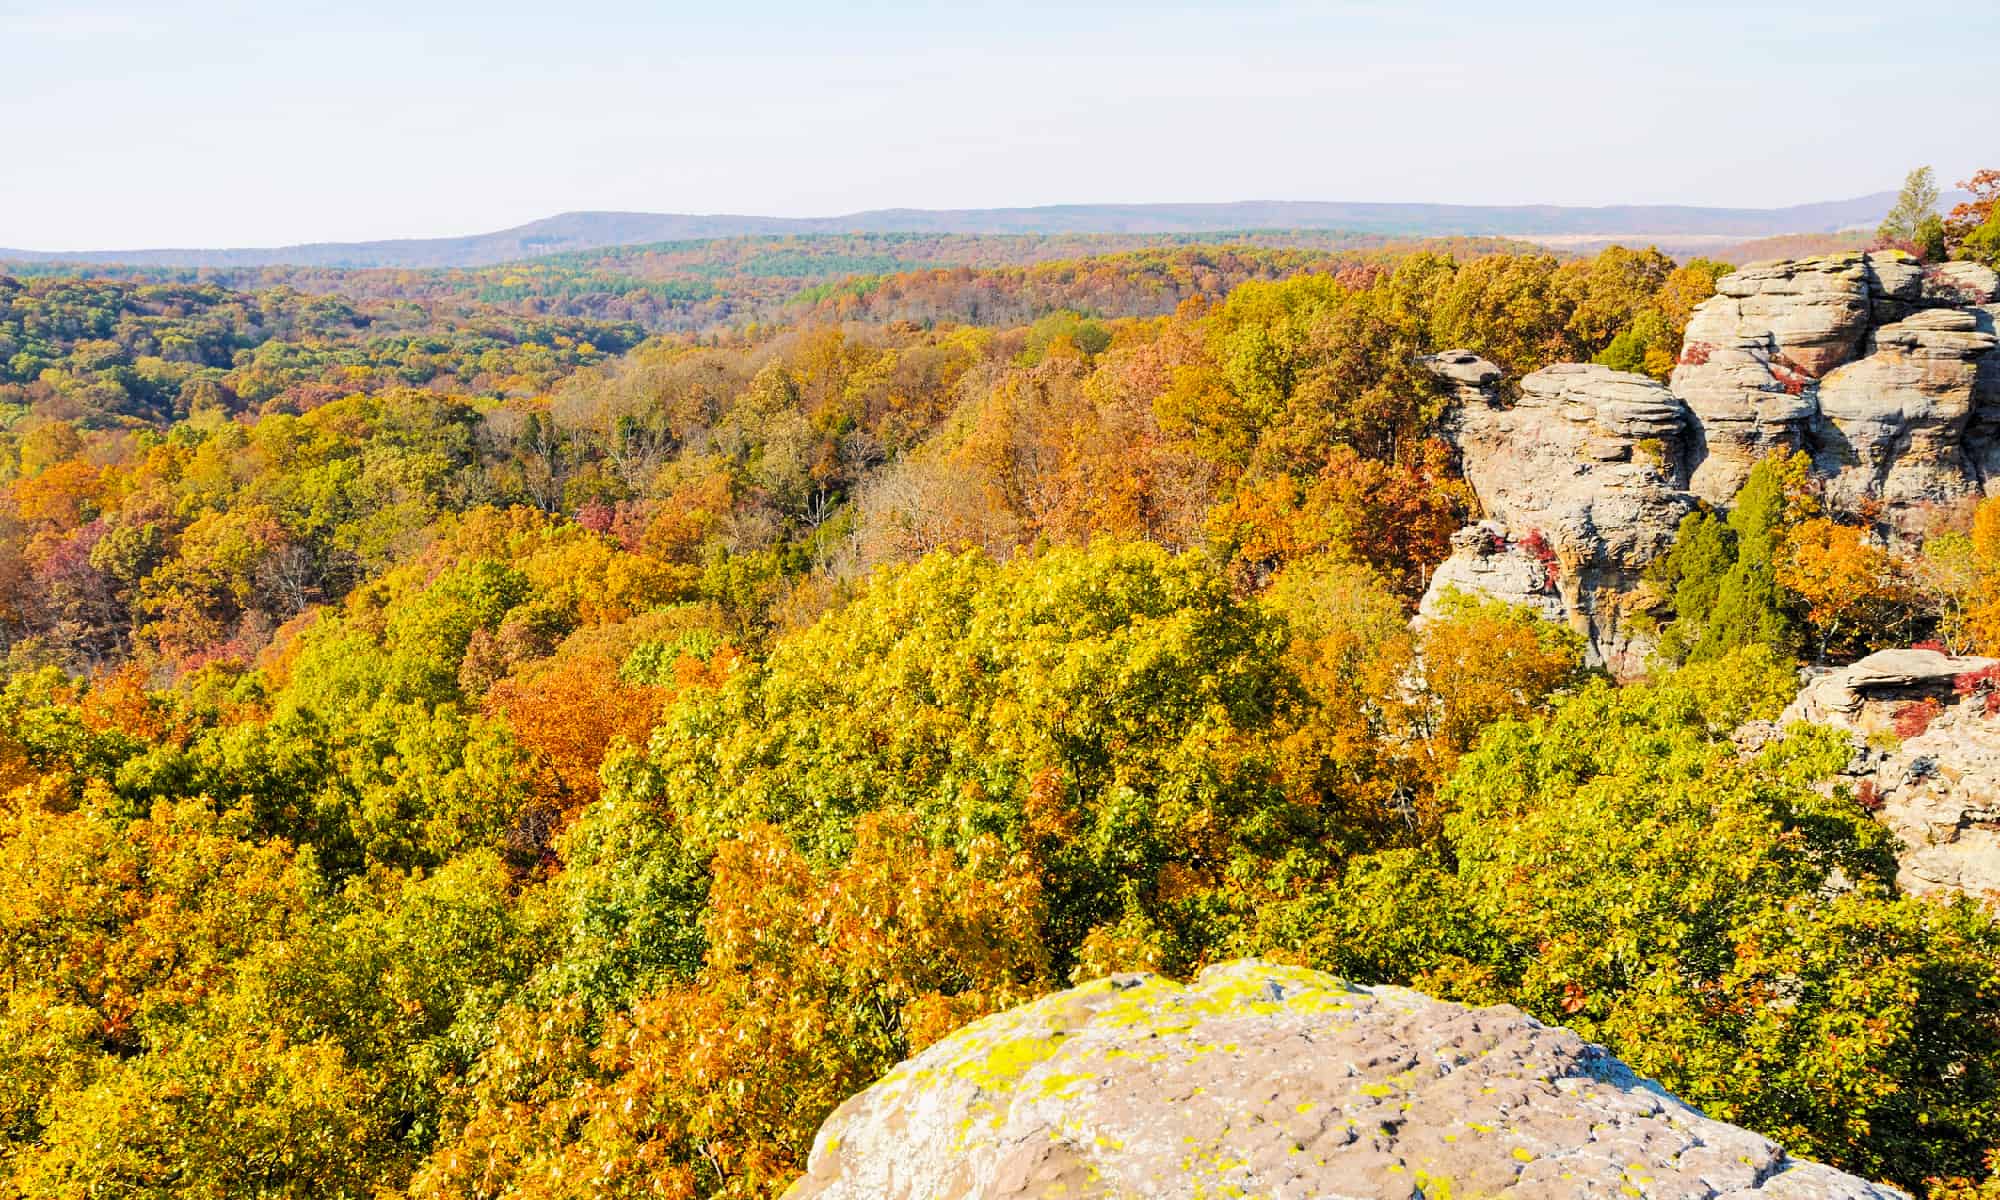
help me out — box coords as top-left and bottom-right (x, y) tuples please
(4, 165), (2000, 1199)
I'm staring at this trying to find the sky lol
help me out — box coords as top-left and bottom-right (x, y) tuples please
(2, 0), (1994, 251)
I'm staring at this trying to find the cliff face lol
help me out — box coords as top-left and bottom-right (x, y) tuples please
(787, 960), (1902, 1200)
(1422, 252), (2000, 673)
(1421, 358), (1696, 674)
(1675, 253), (2000, 514)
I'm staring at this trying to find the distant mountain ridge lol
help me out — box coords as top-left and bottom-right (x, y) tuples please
(1, 192), (1951, 270)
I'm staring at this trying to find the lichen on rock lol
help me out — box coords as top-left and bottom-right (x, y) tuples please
(786, 960), (1904, 1200)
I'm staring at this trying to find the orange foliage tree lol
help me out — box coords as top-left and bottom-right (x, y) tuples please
(413, 812), (1048, 1200)
(1777, 518), (1912, 662)
(1208, 441), (1474, 596)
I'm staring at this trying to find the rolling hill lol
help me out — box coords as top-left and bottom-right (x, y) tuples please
(0, 192), (1949, 270)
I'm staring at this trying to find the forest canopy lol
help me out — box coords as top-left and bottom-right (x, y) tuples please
(4, 221), (2000, 1199)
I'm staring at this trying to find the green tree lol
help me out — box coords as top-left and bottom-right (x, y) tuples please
(1647, 456), (1804, 664)
(1879, 166), (1942, 250)
(1962, 206), (2000, 268)
(629, 542), (1338, 978)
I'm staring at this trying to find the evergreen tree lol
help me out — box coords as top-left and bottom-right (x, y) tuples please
(1647, 456), (1803, 664)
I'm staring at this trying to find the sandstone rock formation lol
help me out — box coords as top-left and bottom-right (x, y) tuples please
(1672, 251), (1999, 515)
(1421, 356), (1694, 674)
(1778, 647), (2000, 901)
(1418, 521), (1566, 627)
(1671, 254), (1873, 503)
(1421, 252), (2000, 675)
(788, 960), (1903, 1200)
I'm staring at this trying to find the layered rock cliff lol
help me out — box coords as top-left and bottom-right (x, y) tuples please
(1421, 252), (2000, 673)
(1676, 253), (2000, 514)
(1420, 356), (1696, 673)
(1768, 647), (2000, 901)
(788, 960), (1903, 1200)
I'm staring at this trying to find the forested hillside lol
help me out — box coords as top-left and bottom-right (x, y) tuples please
(5, 179), (2000, 1200)
(3, 233), (1529, 333)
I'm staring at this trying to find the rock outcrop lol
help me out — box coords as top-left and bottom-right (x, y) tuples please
(1417, 521), (1567, 627)
(1421, 252), (2000, 674)
(1813, 306), (1996, 515)
(1672, 251), (2000, 516)
(1778, 647), (2000, 901)
(789, 961), (1902, 1200)
(1671, 254), (1874, 502)
(1421, 356), (1695, 674)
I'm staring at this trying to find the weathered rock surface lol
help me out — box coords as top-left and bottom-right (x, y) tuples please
(1814, 308), (1994, 514)
(1670, 252), (2000, 515)
(1421, 356), (1694, 673)
(1923, 261), (2000, 308)
(1421, 253), (2000, 675)
(1418, 521), (1567, 627)
(1424, 347), (1505, 399)
(788, 961), (1903, 1200)
(1672, 253), (1877, 503)
(1966, 302), (2000, 485)
(1781, 648), (2000, 900)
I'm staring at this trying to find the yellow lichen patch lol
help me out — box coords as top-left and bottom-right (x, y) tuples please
(1038, 1071), (1092, 1098)
(951, 1032), (1068, 1091)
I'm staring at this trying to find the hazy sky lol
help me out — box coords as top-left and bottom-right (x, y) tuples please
(3, 0), (1994, 250)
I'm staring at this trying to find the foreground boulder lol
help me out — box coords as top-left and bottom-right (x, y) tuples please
(1779, 647), (2000, 900)
(787, 961), (1901, 1200)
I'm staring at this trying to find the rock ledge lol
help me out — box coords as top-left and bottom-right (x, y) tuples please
(1780, 647), (2000, 900)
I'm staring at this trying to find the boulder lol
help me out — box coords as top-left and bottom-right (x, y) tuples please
(788, 960), (1904, 1200)
(1667, 251), (2000, 522)
(1422, 347), (1505, 399)
(1418, 522), (1566, 625)
(1781, 647), (1978, 728)
(1704, 253), (1878, 375)
(1671, 254), (1877, 503)
(1781, 648), (2000, 901)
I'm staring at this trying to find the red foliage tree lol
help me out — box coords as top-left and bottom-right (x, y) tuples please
(1893, 697), (1944, 738)
(1954, 664), (2000, 716)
